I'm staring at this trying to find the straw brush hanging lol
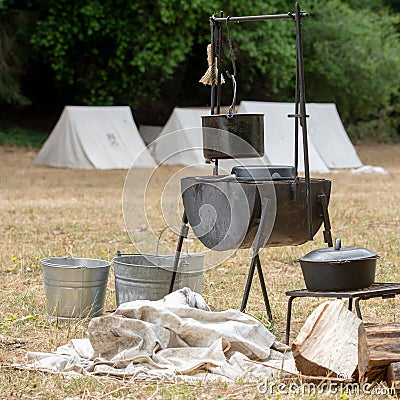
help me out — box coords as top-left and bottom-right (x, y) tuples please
(199, 44), (225, 85)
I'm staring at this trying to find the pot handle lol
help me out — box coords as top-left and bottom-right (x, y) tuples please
(334, 238), (341, 251)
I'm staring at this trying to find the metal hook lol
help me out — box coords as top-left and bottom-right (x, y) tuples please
(226, 72), (237, 118)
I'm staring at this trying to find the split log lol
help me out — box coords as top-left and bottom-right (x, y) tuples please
(292, 299), (361, 379)
(358, 323), (400, 385)
(387, 362), (400, 396)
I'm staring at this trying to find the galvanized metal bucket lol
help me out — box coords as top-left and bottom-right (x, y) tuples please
(41, 257), (111, 320)
(113, 253), (204, 306)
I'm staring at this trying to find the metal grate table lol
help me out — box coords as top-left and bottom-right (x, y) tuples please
(285, 282), (400, 344)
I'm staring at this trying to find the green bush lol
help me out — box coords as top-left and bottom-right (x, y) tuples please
(0, 126), (48, 147)
(347, 115), (400, 144)
(303, 0), (400, 123)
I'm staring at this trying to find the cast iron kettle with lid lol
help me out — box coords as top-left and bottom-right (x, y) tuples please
(298, 238), (379, 291)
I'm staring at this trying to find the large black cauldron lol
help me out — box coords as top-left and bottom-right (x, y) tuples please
(181, 175), (331, 251)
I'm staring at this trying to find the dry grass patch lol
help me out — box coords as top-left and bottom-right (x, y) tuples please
(1, 144), (400, 398)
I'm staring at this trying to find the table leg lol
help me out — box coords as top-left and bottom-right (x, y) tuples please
(355, 298), (363, 319)
(348, 298), (353, 311)
(285, 296), (296, 345)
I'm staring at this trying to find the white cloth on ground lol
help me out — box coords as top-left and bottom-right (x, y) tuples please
(19, 288), (298, 382)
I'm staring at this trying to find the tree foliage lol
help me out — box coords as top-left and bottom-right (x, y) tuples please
(302, 0), (400, 122)
(0, 0), (399, 131)
(25, 0), (298, 106)
(29, 0), (205, 105)
(0, 6), (33, 105)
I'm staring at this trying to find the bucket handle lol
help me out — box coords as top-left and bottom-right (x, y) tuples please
(115, 225), (192, 263)
(156, 225), (190, 264)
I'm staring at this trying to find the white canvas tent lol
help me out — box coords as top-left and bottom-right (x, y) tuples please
(240, 101), (362, 172)
(34, 106), (156, 169)
(153, 103), (362, 173)
(152, 108), (208, 168)
(305, 103), (362, 169)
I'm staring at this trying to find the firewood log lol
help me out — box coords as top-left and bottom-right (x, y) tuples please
(292, 299), (362, 379)
(359, 323), (400, 385)
(387, 362), (400, 396)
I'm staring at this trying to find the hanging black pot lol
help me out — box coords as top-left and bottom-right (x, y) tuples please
(298, 238), (379, 291)
(202, 112), (264, 159)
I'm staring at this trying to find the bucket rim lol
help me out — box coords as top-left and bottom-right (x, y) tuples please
(112, 253), (204, 271)
(40, 256), (111, 269)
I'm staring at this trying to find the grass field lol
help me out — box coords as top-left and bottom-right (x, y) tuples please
(1, 144), (400, 399)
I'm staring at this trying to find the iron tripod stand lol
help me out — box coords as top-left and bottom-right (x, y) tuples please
(168, 192), (333, 320)
(166, 208), (274, 319)
(239, 191), (333, 320)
